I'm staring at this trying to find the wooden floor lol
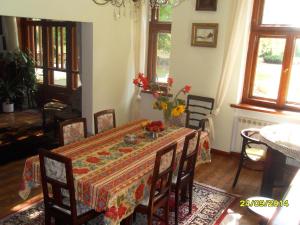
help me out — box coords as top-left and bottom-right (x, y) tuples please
(0, 152), (294, 224)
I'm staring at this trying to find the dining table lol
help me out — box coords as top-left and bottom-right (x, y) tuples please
(259, 123), (300, 197)
(19, 119), (211, 225)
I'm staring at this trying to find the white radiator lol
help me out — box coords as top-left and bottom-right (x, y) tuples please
(230, 117), (274, 153)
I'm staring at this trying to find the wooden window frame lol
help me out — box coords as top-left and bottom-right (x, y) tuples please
(242, 0), (300, 112)
(147, 7), (171, 84)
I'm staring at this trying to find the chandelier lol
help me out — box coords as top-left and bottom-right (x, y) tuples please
(92, 0), (171, 9)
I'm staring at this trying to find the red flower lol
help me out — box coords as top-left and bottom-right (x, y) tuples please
(105, 206), (118, 220)
(118, 204), (127, 219)
(133, 78), (139, 86)
(183, 85), (191, 94)
(135, 183), (145, 201)
(133, 73), (149, 90)
(98, 151), (110, 156)
(140, 77), (149, 90)
(167, 77), (174, 87)
(73, 168), (90, 174)
(203, 140), (209, 150)
(86, 156), (100, 164)
(146, 120), (164, 132)
(137, 72), (144, 78)
(119, 147), (133, 153)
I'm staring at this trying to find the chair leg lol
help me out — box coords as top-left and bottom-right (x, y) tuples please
(165, 200), (169, 225)
(232, 156), (244, 188)
(121, 214), (133, 225)
(44, 213), (51, 225)
(175, 190), (180, 225)
(55, 218), (64, 225)
(181, 186), (188, 202)
(147, 212), (153, 225)
(188, 182), (193, 214)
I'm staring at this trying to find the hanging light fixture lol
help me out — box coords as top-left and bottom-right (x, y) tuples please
(92, 0), (172, 9)
(149, 0), (168, 8)
(92, 0), (183, 19)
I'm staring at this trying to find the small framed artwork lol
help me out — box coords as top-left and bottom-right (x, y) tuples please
(196, 0), (217, 11)
(191, 23), (218, 48)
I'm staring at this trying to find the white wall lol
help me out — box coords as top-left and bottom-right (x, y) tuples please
(0, 0), (135, 132)
(170, 0), (236, 152)
(140, 0), (238, 152)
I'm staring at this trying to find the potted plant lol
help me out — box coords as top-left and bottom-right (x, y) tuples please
(0, 50), (36, 112)
(0, 77), (24, 112)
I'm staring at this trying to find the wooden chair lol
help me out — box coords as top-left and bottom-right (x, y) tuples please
(38, 148), (100, 225)
(94, 109), (116, 134)
(232, 128), (268, 188)
(172, 130), (201, 225)
(135, 142), (177, 225)
(185, 95), (214, 131)
(59, 118), (87, 146)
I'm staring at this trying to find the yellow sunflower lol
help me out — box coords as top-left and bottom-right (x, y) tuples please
(171, 105), (185, 117)
(160, 102), (168, 111)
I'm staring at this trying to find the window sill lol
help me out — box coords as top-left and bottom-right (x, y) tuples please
(230, 103), (300, 116)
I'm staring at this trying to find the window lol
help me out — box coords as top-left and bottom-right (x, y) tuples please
(242, 0), (300, 111)
(18, 19), (80, 90)
(147, 5), (172, 83)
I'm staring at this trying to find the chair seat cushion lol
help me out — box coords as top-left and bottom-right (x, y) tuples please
(246, 148), (266, 161)
(53, 197), (93, 216)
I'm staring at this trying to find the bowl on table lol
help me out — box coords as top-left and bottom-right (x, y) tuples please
(124, 134), (137, 145)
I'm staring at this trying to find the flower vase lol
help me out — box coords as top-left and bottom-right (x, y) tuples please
(163, 112), (171, 129)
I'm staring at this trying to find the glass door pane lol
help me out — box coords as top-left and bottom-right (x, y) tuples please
(252, 37), (286, 99)
(53, 71), (67, 86)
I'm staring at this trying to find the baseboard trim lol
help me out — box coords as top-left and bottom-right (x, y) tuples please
(211, 148), (240, 158)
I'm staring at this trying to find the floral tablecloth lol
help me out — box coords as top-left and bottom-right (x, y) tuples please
(19, 120), (211, 225)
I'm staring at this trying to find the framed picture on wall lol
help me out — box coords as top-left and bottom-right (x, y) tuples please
(191, 23), (218, 48)
(196, 0), (217, 11)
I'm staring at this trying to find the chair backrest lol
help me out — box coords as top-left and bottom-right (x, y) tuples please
(94, 109), (116, 134)
(240, 128), (267, 154)
(176, 130), (201, 187)
(149, 142), (177, 207)
(185, 95), (214, 130)
(39, 148), (77, 216)
(59, 118), (87, 146)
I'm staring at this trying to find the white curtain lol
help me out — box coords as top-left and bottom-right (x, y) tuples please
(129, 2), (148, 120)
(208, 0), (254, 139)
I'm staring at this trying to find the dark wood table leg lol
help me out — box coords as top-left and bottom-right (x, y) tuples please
(120, 214), (133, 225)
(260, 147), (286, 197)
